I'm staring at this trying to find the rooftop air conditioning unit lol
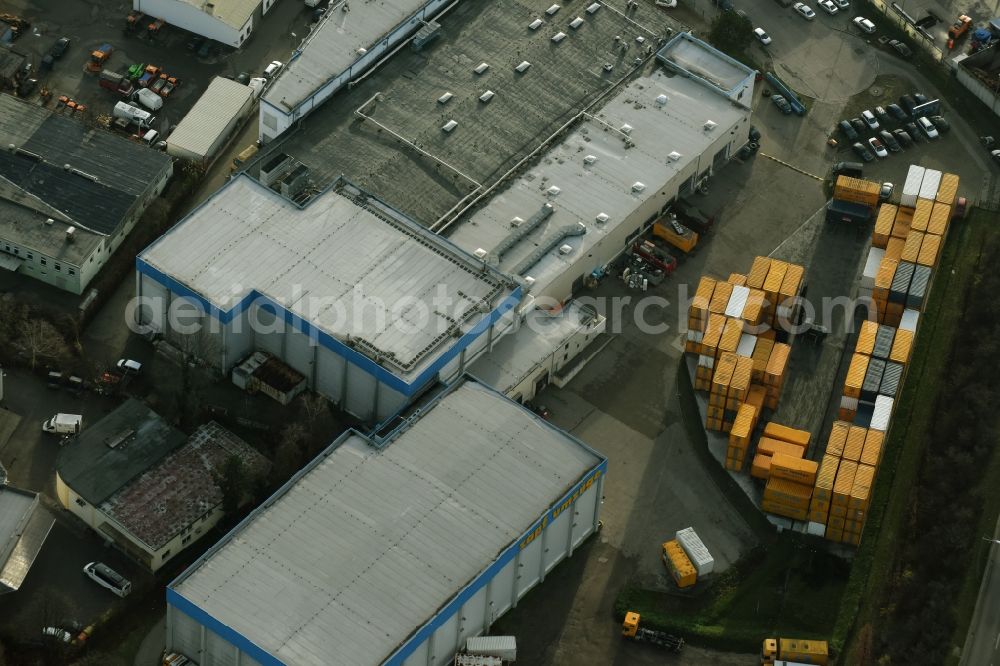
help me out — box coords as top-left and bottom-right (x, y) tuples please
(524, 275), (536, 286)
(552, 32), (567, 42)
(632, 182), (646, 192)
(583, 154), (597, 165)
(515, 60), (531, 73)
(442, 120), (458, 132)
(474, 62), (489, 74)
(667, 151), (682, 162)
(479, 90), (495, 103)
(559, 244), (573, 255)
(569, 17), (584, 28)
(546, 185), (561, 196)
(595, 212), (609, 223)
(704, 120), (717, 131)
(656, 94), (668, 105)
(438, 92), (453, 104)
(546, 4), (561, 15)
(620, 123), (633, 134)
(586, 3), (601, 14)
(66, 226), (76, 242)
(510, 216), (525, 227)
(529, 18), (543, 29)
(474, 248), (488, 259)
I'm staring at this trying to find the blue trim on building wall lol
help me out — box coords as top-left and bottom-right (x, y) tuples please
(384, 457), (608, 665)
(167, 587), (285, 666)
(135, 258), (522, 397)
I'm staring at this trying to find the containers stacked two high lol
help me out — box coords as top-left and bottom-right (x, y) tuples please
(686, 256), (803, 434)
(826, 176), (881, 224)
(661, 526), (714, 589)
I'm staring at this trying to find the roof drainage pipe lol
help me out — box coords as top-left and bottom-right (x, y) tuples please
(512, 222), (587, 277)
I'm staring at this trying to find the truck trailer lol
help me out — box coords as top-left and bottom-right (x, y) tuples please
(761, 637), (829, 665)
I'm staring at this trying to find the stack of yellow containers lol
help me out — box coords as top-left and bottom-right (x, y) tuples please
(763, 343), (791, 410)
(694, 313), (726, 390)
(753, 422), (819, 521)
(726, 403), (758, 471)
(871, 256), (898, 324)
(811, 421), (882, 545)
(872, 204), (896, 248)
(685, 276), (717, 352)
(728, 272), (747, 286)
(809, 454), (840, 524)
(762, 260), (788, 326)
(839, 352), (869, 421)
(661, 539), (697, 588)
(707, 352), (737, 431)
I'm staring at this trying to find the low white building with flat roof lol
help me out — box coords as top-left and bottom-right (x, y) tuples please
(136, 174), (521, 423)
(166, 377), (606, 666)
(166, 76), (255, 162)
(133, 0), (279, 47)
(446, 33), (755, 303)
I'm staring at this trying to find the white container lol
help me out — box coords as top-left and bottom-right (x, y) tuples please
(861, 247), (885, 291)
(807, 521), (827, 537)
(901, 164), (925, 208)
(675, 526), (714, 575)
(725, 285), (750, 318)
(899, 308), (920, 332)
(737, 333), (756, 357)
(697, 354), (715, 369)
(840, 395), (859, 410)
(870, 395), (894, 431)
(918, 169), (942, 201)
(466, 635), (516, 661)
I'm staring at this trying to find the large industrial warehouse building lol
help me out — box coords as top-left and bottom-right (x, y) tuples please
(132, 0), (280, 47)
(166, 377), (606, 666)
(136, 174), (521, 423)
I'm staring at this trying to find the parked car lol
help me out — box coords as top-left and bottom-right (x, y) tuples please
(117, 359), (142, 374)
(772, 94), (793, 114)
(905, 121), (921, 140)
(839, 119), (859, 140)
(833, 161), (864, 177)
(264, 60), (283, 78)
(874, 106), (889, 122)
(850, 117), (867, 135)
(868, 136), (888, 158)
(929, 115), (950, 132)
(852, 141), (875, 162)
(886, 103), (907, 120)
(880, 182), (894, 201)
(83, 562), (131, 598)
(793, 2), (816, 19)
(41, 627), (72, 643)
(818, 0), (838, 13)
(861, 109), (879, 130)
(879, 129), (901, 152)
(754, 27), (772, 45)
(913, 92), (929, 105)
(49, 37), (70, 59)
(853, 16), (876, 33)
(900, 94), (917, 115)
(888, 39), (913, 57)
(917, 115), (939, 138)
(832, 0), (849, 8)
(892, 128), (913, 147)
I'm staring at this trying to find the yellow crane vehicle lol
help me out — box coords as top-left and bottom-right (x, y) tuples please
(621, 612), (684, 652)
(761, 636), (829, 665)
(652, 214), (699, 254)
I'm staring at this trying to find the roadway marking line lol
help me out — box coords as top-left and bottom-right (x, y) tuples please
(994, 632), (999, 650)
(758, 152), (826, 182)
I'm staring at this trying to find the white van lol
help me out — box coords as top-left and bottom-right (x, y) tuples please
(42, 413), (82, 435)
(83, 562), (131, 598)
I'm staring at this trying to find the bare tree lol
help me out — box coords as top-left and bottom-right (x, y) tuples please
(272, 423), (307, 483)
(18, 318), (69, 369)
(300, 393), (329, 428)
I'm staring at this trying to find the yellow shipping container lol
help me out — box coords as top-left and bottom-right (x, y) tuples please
(764, 343), (791, 385)
(937, 172), (960, 204)
(780, 638), (830, 665)
(829, 504), (847, 518)
(834, 175), (881, 207)
(917, 233), (940, 267)
(764, 476), (813, 506)
(709, 281), (734, 315)
(761, 498), (809, 521)
(763, 260), (789, 299)
(747, 384), (767, 412)
(884, 236), (905, 263)
(728, 272), (747, 286)
(751, 336), (774, 380)
(856, 320), (877, 356)
(701, 313), (727, 352)
(861, 429), (884, 467)
(730, 403), (758, 445)
(833, 460), (859, 506)
(751, 453), (772, 479)
(849, 464), (876, 510)
(890, 328), (914, 364)
(901, 230), (924, 264)
(827, 421), (850, 457)
(844, 353), (869, 399)
(747, 256), (772, 290)
(911, 198), (933, 232)
(874, 257), (898, 297)
(825, 525), (844, 542)
(843, 531), (862, 546)
(843, 426), (867, 462)
(743, 289), (766, 327)
(928, 201), (951, 236)
(662, 540), (697, 588)
(763, 422), (811, 449)
(712, 352), (738, 392)
(691, 276), (717, 317)
(814, 454), (841, 502)
(873, 204), (896, 248)
(757, 437), (805, 459)
(779, 263), (805, 302)
(770, 453), (819, 485)
(729, 356), (753, 400)
(827, 514), (846, 529)
(718, 317), (743, 357)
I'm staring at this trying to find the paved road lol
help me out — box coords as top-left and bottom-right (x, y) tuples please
(960, 515), (1000, 666)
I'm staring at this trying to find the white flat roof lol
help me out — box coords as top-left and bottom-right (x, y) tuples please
(447, 69), (749, 296)
(139, 175), (515, 376)
(468, 302), (600, 395)
(176, 0), (258, 31)
(167, 77), (254, 159)
(170, 379), (603, 665)
(263, 0), (431, 113)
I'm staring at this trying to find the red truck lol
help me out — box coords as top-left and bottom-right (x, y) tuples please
(99, 69), (133, 96)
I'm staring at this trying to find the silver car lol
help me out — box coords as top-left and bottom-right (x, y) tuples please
(83, 562), (131, 598)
